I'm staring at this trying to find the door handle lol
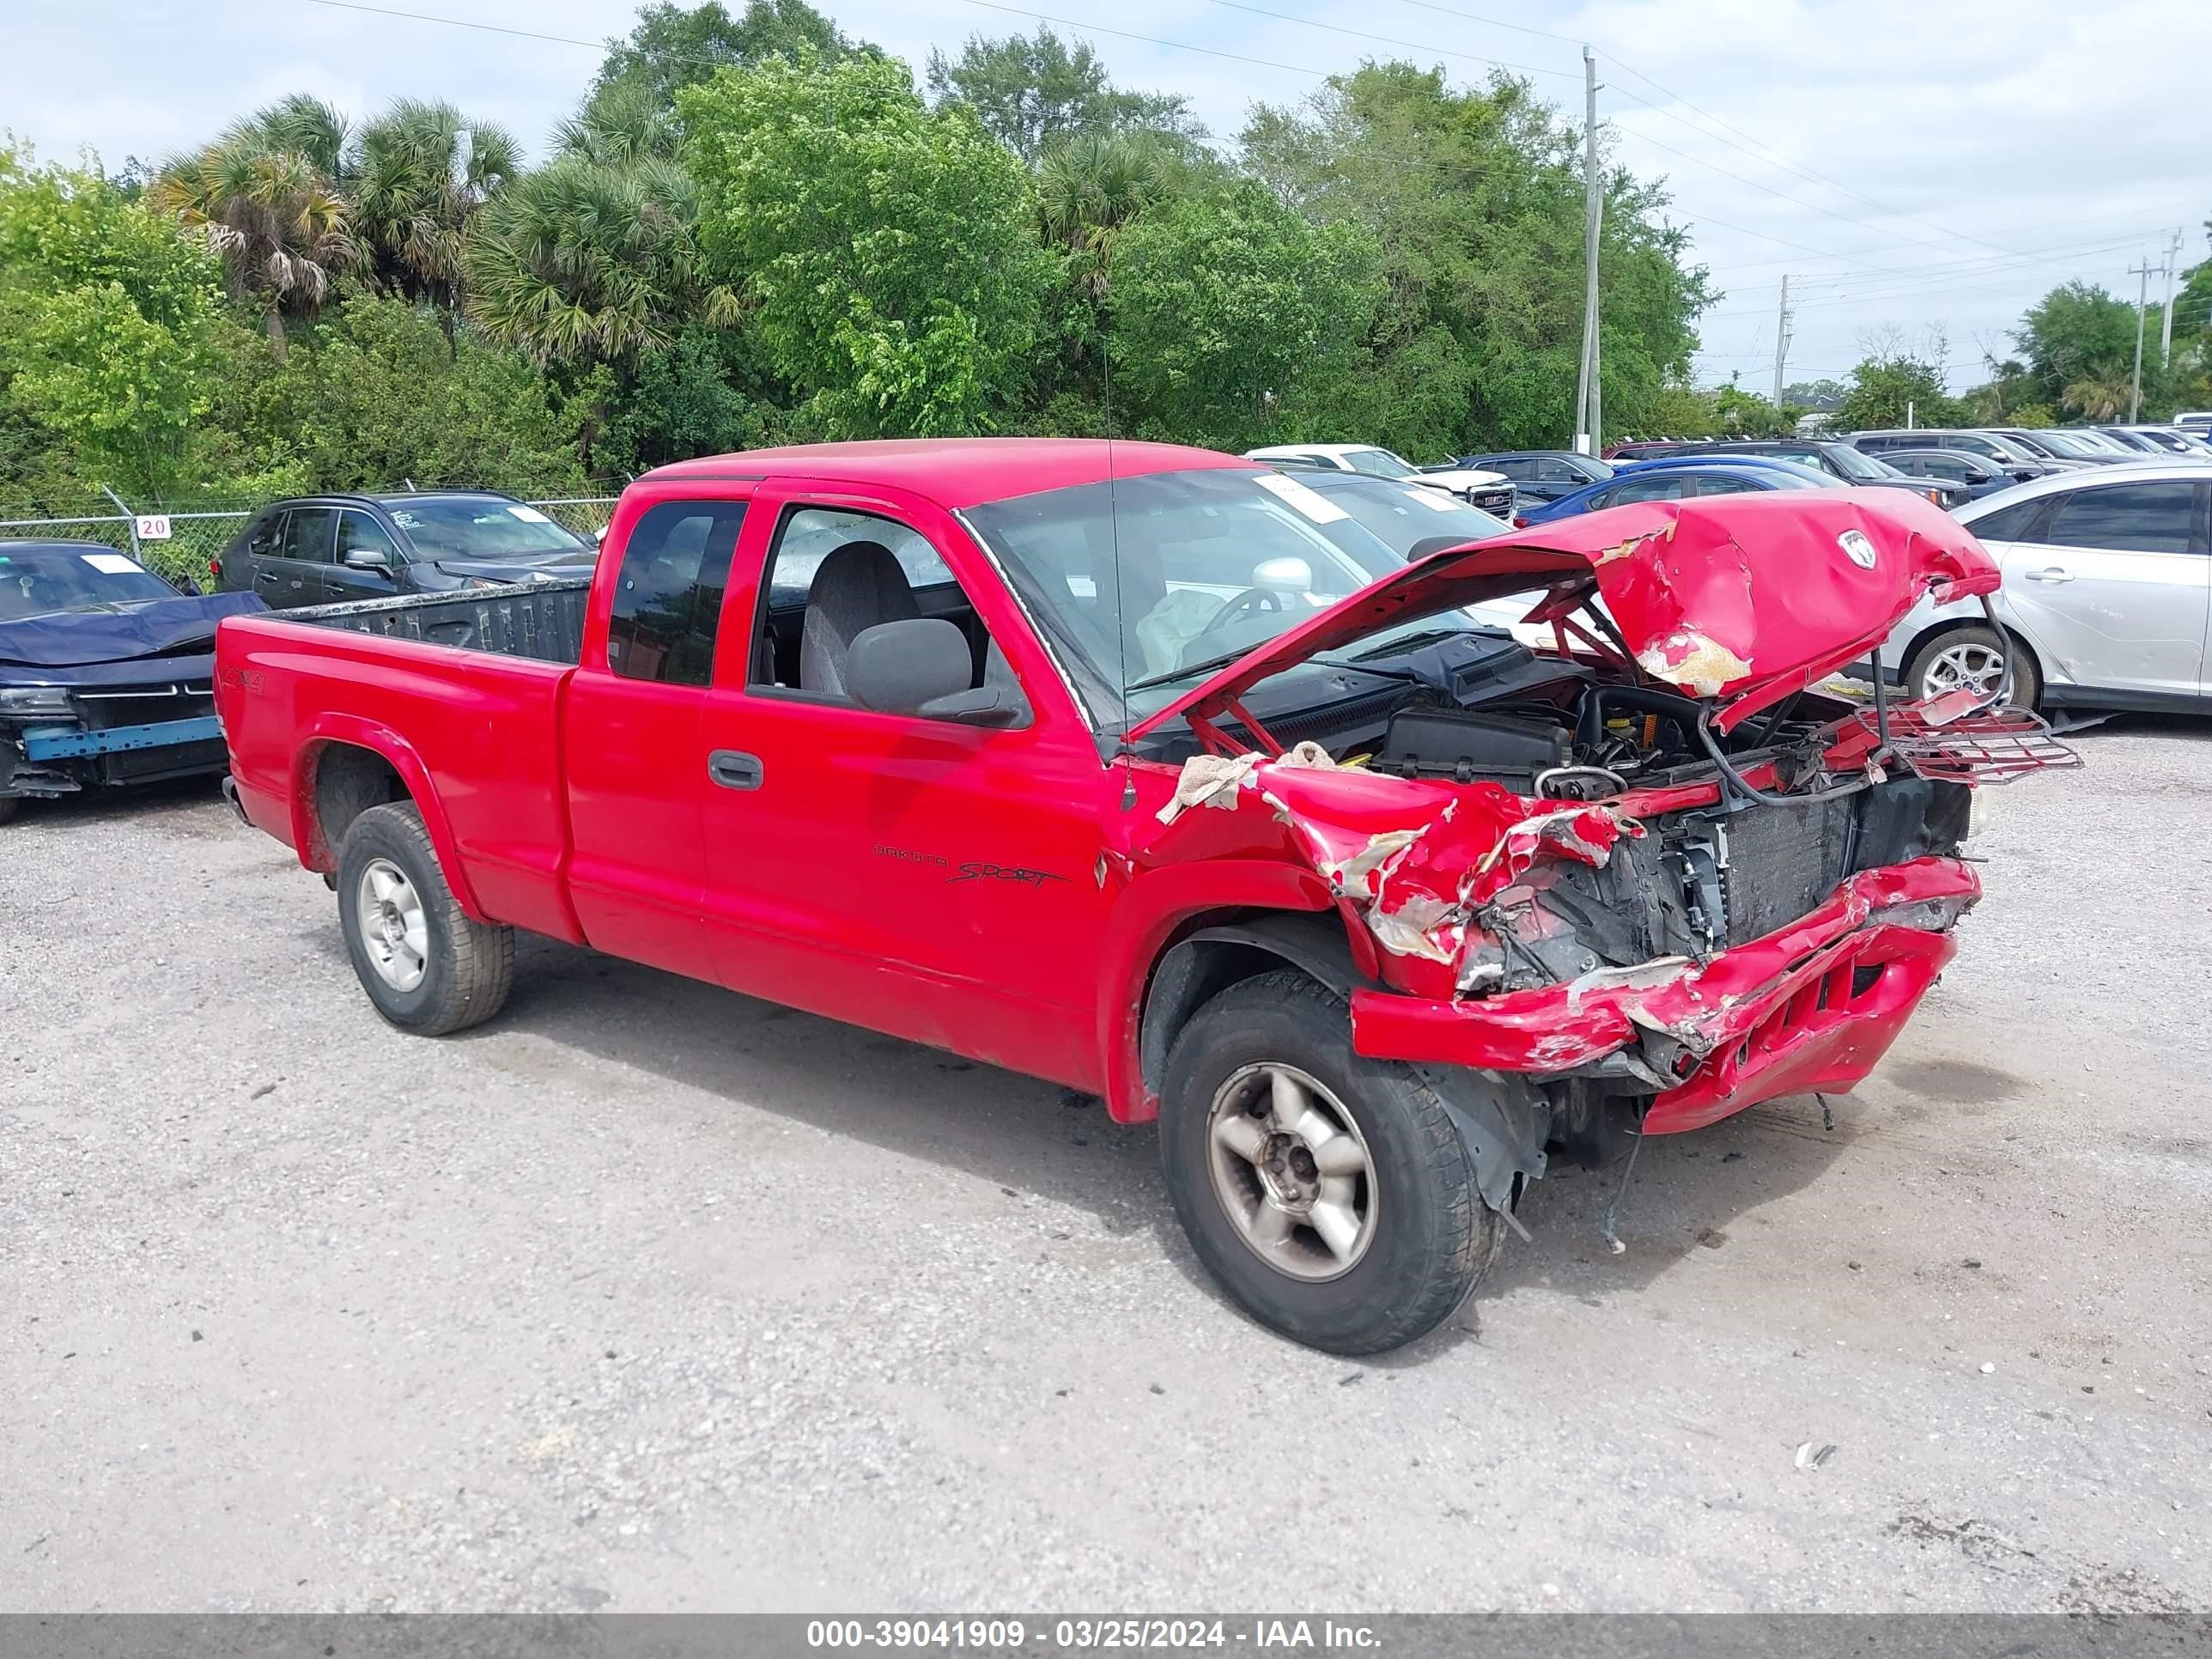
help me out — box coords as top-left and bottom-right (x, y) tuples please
(708, 749), (763, 791)
(2027, 566), (2074, 583)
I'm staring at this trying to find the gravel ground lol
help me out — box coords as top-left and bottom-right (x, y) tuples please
(3, 719), (2209, 1614)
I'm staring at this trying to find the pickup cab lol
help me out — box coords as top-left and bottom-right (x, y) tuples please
(216, 440), (2073, 1353)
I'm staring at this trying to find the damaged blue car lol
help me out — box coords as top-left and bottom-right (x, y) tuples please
(0, 540), (264, 823)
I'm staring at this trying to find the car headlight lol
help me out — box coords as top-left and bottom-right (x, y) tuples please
(0, 685), (73, 715)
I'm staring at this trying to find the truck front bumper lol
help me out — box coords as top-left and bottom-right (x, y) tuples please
(1347, 856), (1979, 1133)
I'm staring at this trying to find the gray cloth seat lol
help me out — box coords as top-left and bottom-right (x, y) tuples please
(799, 540), (921, 697)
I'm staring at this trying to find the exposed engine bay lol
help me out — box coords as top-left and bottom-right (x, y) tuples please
(1310, 647), (1964, 956)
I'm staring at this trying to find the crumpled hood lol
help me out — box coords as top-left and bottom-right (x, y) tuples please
(0, 590), (266, 668)
(1130, 491), (2000, 738)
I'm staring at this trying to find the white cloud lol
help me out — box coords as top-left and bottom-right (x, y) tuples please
(5, 0), (2203, 396)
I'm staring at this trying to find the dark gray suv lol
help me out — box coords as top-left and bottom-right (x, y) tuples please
(212, 491), (597, 608)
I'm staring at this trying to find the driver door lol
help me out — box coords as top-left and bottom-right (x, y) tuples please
(691, 478), (1118, 1089)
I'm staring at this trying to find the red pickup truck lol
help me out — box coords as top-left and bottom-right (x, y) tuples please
(216, 440), (2072, 1353)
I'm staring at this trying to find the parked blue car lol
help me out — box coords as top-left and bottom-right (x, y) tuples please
(1514, 456), (1834, 526)
(0, 539), (266, 822)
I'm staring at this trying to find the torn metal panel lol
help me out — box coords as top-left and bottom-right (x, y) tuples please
(1348, 856), (1981, 1109)
(1635, 629), (1754, 698)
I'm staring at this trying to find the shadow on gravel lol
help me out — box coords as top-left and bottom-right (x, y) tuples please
(358, 926), (1869, 1358)
(1484, 1097), (1854, 1301)
(453, 933), (1171, 1243)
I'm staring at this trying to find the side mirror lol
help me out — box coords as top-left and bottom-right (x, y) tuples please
(846, 617), (1020, 728)
(344, 547), (391, 572)
(1252, 556), (1312, 592)
(1966, 471), (1990, 486)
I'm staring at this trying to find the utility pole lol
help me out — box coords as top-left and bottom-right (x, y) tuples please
(1572, 45), (1603, 454)
(2160, 227), (2183, 370)
(2129, 258), (2154, 423)
(1771, 274), (1792, 413)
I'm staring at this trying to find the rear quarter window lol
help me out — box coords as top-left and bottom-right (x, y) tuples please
(606, 501), (749, 685)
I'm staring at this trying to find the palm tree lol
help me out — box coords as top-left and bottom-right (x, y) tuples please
(463, 155), (735, 365)
(149, 103), (359, 358)
(2061, 374), (2130, 422)
(462, 88), (732, 366)
(1036, 132), (1165, 301)
(350, 100), (520, 340)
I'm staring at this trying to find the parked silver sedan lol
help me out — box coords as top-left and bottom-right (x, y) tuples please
(1875, 461), (2210, 713)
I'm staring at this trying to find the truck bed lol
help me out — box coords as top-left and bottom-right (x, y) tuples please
(216, 580), (586, 943)
(283, 577), (591, 662)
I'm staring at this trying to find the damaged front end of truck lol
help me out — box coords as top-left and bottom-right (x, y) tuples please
(1131, 491), (2076, 1209)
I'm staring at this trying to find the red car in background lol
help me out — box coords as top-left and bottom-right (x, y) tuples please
(215, 440), (2072, 1353)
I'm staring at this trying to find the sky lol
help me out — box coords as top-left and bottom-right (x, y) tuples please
(8, 0), (2209, 398)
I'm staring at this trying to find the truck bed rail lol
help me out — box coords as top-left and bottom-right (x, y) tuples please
(283, 578), (590, 663)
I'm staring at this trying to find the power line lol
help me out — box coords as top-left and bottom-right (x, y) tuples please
(1189, 0), (1575, 82)
(1365, 0), (2027, 260)
(958, 0), (1346, 81)
(1705, 203), (2212, 276)
(303, 0), (623, 55)
(1696, 234), (2160, 316)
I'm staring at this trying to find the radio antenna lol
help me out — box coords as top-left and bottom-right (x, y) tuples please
(1106, 328), (1135, 811)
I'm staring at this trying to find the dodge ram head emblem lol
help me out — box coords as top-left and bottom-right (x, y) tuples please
(1838, 529), (1877, 569)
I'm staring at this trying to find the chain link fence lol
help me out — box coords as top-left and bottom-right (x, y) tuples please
(0, 489), (620, 589)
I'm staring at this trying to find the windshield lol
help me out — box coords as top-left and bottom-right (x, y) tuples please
(1821, 445), (1892, 480)
(1342, 447), (1419, 480)
(1304, 477), (1509, 564)
(385, 497), (592, 562)
(2021, 430), (2094, 459)
(0, 545), (178, 622)
(964, 468), (1394, 727)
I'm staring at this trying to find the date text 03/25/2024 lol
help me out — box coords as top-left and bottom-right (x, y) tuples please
(805, 1621), (1382, 1650)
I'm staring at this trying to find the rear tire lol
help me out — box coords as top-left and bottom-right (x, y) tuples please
(1158, 971), (1502, 1354)
(1905, 623), (2039, 711)
(336, 801), (513, 1035)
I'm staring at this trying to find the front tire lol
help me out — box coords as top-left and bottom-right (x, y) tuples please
(1159, 971), (1503, 1354)
(1905, 623), (2039, 710)
(336, 801), (513, 1035)
(0, 797), (19, 826)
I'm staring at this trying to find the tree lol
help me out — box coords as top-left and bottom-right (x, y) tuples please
(203, 294), (586, 493)
(462, 89), (735, 366)
(148, 98), (360, 356)
(926, 27), (1204, 163)
(1780, 377), (1846, 412)
(1831, 356), (1966, 432)
(350, 99), (520, 325)
(0, 149), (228, 496)
(1107, 179), (1383, 451)
(2059, 373), (2130, 422)
(2014, 281), (2136, 407)
(587, 0), (860, 119)
(1036, 132), (1168, 301)
(1713, 381), (1796, 436)
(682, 53), (1056, 437)
(1241, 64), (1709, 453)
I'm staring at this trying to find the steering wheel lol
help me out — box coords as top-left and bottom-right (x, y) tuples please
(1200, 586), (1290, 636)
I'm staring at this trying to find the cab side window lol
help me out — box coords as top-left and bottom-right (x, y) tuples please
(1607, 475), (1692, 505)
(607, 500), (749, 685)
(337, 511), (402, 564)
(2043, 483), (2200, 554)
(750, 505), (1024, 721)
(283, 507), (337, 563)
(246, 509), (288, 560)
